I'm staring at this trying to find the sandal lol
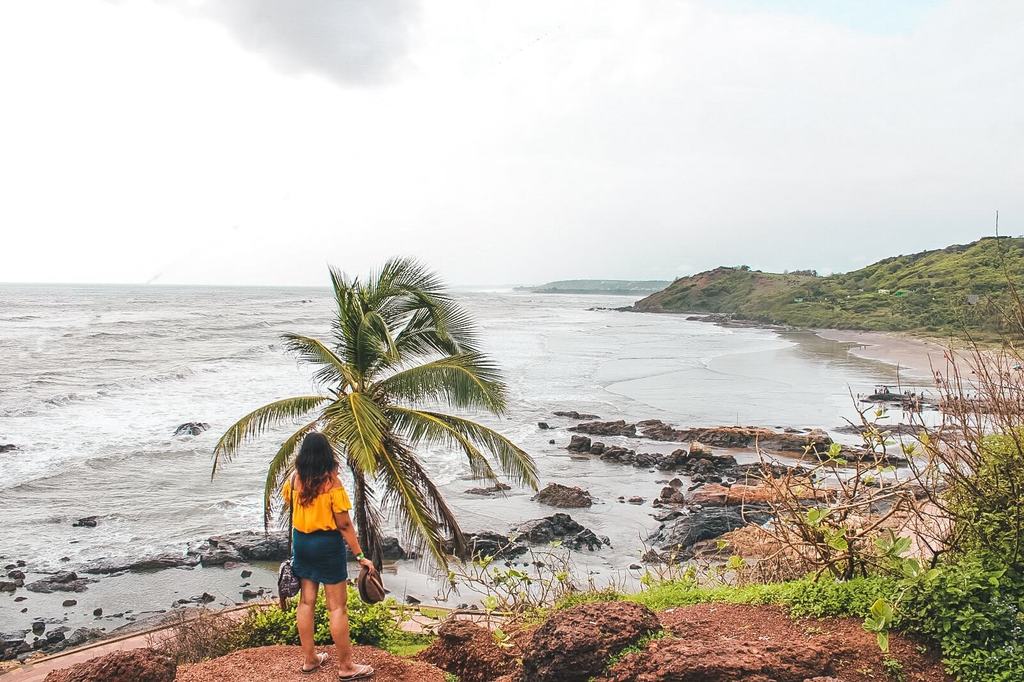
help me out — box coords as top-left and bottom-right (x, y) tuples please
(301, 652), (329, 673)
(338, 664), (375, 680)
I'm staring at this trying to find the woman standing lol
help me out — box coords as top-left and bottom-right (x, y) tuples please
(283, 432), (375, 680)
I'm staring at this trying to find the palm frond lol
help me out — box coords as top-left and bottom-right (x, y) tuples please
(373, 438), (456, 567)
(392, 289), (479, 357)
(281, 333), (358, 389)
(354, 310), (398, 376)
(397, 444), (468, 561)
(322, 392), (390, 474)
(261, 419), (320, 530)
(212, 395), (330, 478)
(375, 353), (508, 413)
(387, 406), (500, 483)
(395, 409), (539, 490)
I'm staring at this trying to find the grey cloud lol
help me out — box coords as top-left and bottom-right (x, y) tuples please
(198, 0), (419, 85)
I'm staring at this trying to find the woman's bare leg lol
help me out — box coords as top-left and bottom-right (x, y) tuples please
(323, 582), (358, 674)
(297, 578), (320, 669)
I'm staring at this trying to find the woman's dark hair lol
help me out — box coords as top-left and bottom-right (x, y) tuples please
(294, 432), (338, 506)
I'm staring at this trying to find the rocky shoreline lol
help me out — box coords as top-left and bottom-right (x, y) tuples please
(3, 411), (900, 664)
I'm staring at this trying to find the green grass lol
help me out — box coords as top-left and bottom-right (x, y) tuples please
(635, 236), (1024, 339)
(387, 632), (435, 657)
(554, 575), (899, 620)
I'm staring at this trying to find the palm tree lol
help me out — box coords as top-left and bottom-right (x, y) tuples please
(210, 258), (539, 567)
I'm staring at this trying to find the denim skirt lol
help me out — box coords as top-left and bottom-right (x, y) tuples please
(291, 528), (348, 585)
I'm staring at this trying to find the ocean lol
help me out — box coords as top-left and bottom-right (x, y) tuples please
(0, 284), (920, 633)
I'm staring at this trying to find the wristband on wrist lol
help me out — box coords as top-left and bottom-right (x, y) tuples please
(356, 552), (366, 561)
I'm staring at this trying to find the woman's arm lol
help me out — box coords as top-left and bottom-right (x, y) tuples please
(333, 509), (374, 570)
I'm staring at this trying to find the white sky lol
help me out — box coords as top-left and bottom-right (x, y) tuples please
(1, 0), (1022, 287)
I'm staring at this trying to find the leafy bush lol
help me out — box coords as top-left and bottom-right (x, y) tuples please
(552, 588), (623, 611)
(781, 576), (897, 619)
(235, 587), (400, 649)
(864, 431), (1024, 680)
(897, 553), (1024, 682)
(553, 574), (898, 620)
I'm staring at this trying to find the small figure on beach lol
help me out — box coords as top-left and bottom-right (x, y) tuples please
(284, 432), (376, 680)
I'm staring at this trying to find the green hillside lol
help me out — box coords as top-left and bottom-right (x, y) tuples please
(519, 279), (671, 295)
(634, 237), (1024, 338)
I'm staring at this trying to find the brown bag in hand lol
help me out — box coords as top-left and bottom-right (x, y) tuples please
(357, 564), (386, 604)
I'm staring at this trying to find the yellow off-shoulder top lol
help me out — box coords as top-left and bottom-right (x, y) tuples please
(282, 476), (353, 533)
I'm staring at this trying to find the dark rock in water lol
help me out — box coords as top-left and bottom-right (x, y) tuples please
(0, 444), (16, 453)
(72, 516), (98, 528)
(405, 595), (421, 605)
(538, 422), (551, 429)
(64, 627), (104, 649)
(566, 435), (592, 452)
(93, 608), (102, 617)
(241, 589), (260, 600)
(173, 422), (210, 437)
(83, 552), (200, 575)
(513, 513), (610, 551)
(1, 631), (29, 661)
(464, 482), (511, 496)
(1, 630), (28, 643)
(0, 580), (18, 593)
(648, 505), (772, 556)
(533, 483), (593, 508)
(553, 410), (600, 420)
(627, 496), (645, 505)
(192, 530), (289, 566)
(26, 572), (94, 594)
(62, 599), (77, 607)
(445, 531), (527, 561)
(240, 569), (252, 578)
(522, 601), (660, 682)
(563, 528), (610, 552)
(726, 462), (808, 482)
(41, 647), (176, 682)
(548, 439), (556, 445)
(176, 592), (215, 606)
(566, 417), (849, 455)
(380, 536), (408, 561)
(660, 487), (685, 504)
(834, 422), (923, 438)
(569, 420), (636, 437)
(31, 621), (45, 635)
(8, 569), (25, 580)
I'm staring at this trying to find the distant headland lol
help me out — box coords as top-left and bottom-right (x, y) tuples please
(517, 279), (672, 295)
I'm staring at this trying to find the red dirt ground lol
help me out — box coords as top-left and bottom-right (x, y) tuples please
(175, 645), (446, 682)
(620, 603), (950, 682)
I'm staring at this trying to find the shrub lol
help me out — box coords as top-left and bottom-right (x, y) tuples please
(780, 575), (897, 619)
(867, 429), (1024, 681)
(235, 587), (401, 649)
(897, 552), (1024, 682)
(552, 588), (623, 611)
(156, 610), (246, 664)
(555, 574), (899, 620)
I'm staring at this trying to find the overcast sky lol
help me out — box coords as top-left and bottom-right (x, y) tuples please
(2, 0), (1022, 287)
